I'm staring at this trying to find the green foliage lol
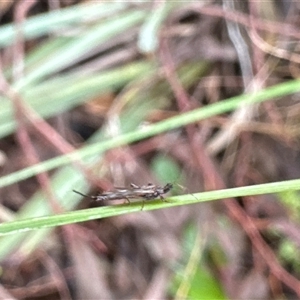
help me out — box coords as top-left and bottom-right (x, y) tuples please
(169, 224), (226, 299)
(271, 192), (300, 274)
(151, 154), (182, 184)
(278, 239), (300, 274)
(278, 190), (300, 220)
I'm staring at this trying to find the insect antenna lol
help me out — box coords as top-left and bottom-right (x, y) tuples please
(73, 189), (94, 199)
(172, 183), (199, 201)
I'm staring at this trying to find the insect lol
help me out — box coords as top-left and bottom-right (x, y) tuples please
(73, 183), (173, 207)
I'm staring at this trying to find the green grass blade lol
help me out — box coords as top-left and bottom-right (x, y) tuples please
(0, 179), (300, 236)
(0, 61), (154, 138)
(0, 2), (128, 48)
(0, 79), (299, 189)
(14, 10), (147, 89)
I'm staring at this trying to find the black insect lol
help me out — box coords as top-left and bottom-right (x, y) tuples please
(73, 183), (173, 205)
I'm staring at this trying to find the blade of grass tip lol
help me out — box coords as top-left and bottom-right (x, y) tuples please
(138, 1), (177, 53)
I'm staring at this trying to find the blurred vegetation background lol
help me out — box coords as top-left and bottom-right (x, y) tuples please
(1, 0), (300, 299)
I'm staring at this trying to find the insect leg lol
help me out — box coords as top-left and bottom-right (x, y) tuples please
(73, 190), (105, 201)
(73, 190), (92, 199)
(124, 197), (131, 204)
(140, 200), (145, 211)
